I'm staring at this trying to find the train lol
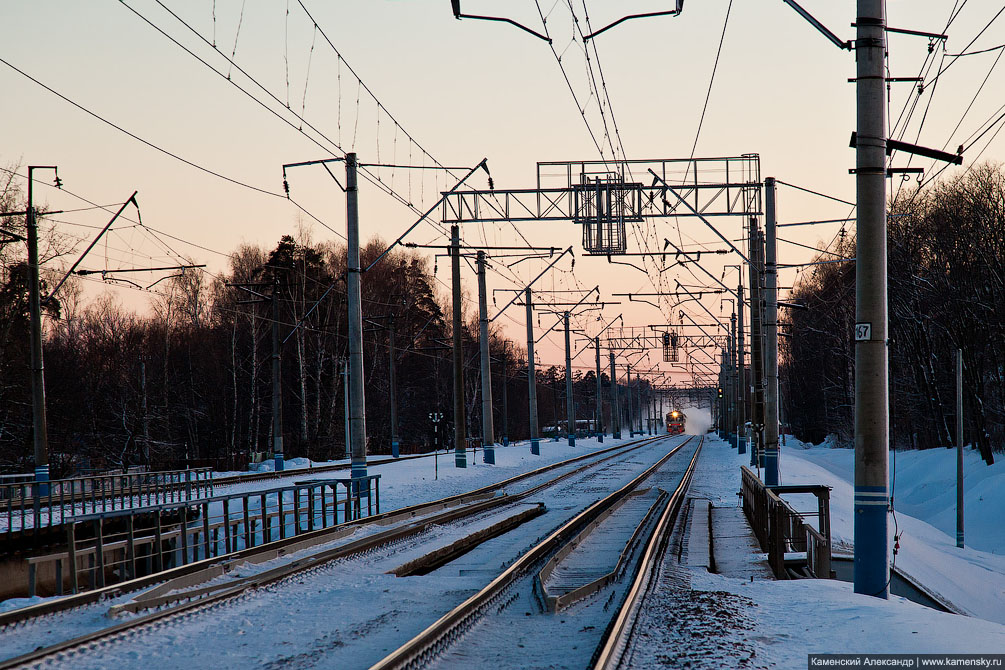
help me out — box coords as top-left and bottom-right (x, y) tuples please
(666, 410), (686, 435)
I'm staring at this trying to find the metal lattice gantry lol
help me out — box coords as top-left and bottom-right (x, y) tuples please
(440, 156), (762, 255)
(605, 332), (724, 351)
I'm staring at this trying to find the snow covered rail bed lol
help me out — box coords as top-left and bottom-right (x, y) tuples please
(0, 436), (668, 669)
(591, 438), (703, 670)
(371, 435), (701, 670)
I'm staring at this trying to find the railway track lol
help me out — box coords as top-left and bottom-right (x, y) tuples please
(370, 435), (703, 670)
(591, 436), (702, 670)
(0, 434), (673, 669)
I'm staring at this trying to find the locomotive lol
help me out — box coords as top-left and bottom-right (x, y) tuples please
(666, 410), (686, 435)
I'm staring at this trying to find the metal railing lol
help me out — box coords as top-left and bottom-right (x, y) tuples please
(740, 466), (831, 579)
(1, 468), (213, 538)
(26, 474), (380, 597)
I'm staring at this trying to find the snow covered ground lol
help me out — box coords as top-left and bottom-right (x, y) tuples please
(780, 434), (1005, 624)
(629, 416), (1005, 669)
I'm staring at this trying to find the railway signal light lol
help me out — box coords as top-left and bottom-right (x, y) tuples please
(717, 387), (723, 399)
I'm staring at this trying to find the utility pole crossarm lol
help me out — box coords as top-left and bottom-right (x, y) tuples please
(781, 0), (852, 50)
(365, 159), (490, 272)
(534, 286), (600, 345)
(489, 247), (574, 322)
(45, 192), (139, 303)
(650, 170), (754, 267)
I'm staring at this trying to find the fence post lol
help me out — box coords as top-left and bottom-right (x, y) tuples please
(154, 511), (164, 573)
(202, 502), (211, 559)
(308, 488), (316, 532)
(223, 499), (232, 553)
(180, 506), (189, 564)
(278, 493), (286, 540)
(772, 502), (786, 579)
(261, 493), (271, 543)
(243, 496), (252, 549)
(67, 523), (78, 594)
(94, 518), (106, 588)
(126, 513), (136, 580)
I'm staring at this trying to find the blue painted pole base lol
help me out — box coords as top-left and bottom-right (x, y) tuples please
(764, 450), (779, 486)
(483, 447), (495, 464)
(531, 438), (540, 455)
(613, 431), (621, 439)
(597, 434), (604, 443)
(455, 450), (467, 468)
(568, 436), (575, 447)
(502, 436), (509, 446)
(391, 441), (400, 458)
(35, 465), (50, 498)
(853, 487), (889, 598)
(351, 461), (368, 497)
(738, 437), (746, 455)
(274, 453), (285, 472)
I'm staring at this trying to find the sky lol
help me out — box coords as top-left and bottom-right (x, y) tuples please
(2, 0), (1003, 387)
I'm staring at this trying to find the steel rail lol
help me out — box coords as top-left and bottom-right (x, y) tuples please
(369, 434), (696, 670)
(1, 435), (675, 670)
(538, 489), (670, 611)
(0, 437), (668, 668)
(591, 436), (704, 670)
(114, 436), (669, 616)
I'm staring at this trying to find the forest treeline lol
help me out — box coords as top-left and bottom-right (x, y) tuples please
(782, 164), (1004, 464)
(1, 177), (634, 473)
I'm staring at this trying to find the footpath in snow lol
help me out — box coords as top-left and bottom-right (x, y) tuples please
(657, 430), (1005, 668)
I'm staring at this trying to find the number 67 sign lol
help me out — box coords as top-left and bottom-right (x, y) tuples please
(854, 323), (872, 341)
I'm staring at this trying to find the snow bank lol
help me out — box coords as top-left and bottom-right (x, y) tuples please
(675, 435), (1005, 668)
(775, 438), (1005, 624)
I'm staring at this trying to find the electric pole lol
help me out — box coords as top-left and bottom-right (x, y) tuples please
(764, 176), (780, 486)
(854, 0), (890, 598)
(595, 337), (603, 443)
(564, 312), (575, 446)
(346, 153), (368, 482)
(450, 224), (467, 468)
(956, 349), (964, 549)
(749, 219), (765, 468)
(477, 251), (495, 463)
(389, 316), (399, 458)
(610, 351), (621, 439)
(730, 310), (737, 446)
(501, 341), (509, 446)
(342, 358), (350, 459)
(526, 288), (540, 454)
(141, 358), (150, 466)
(738, 281), (746, 455)
(626, 365), (633, 437)
(27, 166), (58, 492)
(271, 272), (285, 472)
